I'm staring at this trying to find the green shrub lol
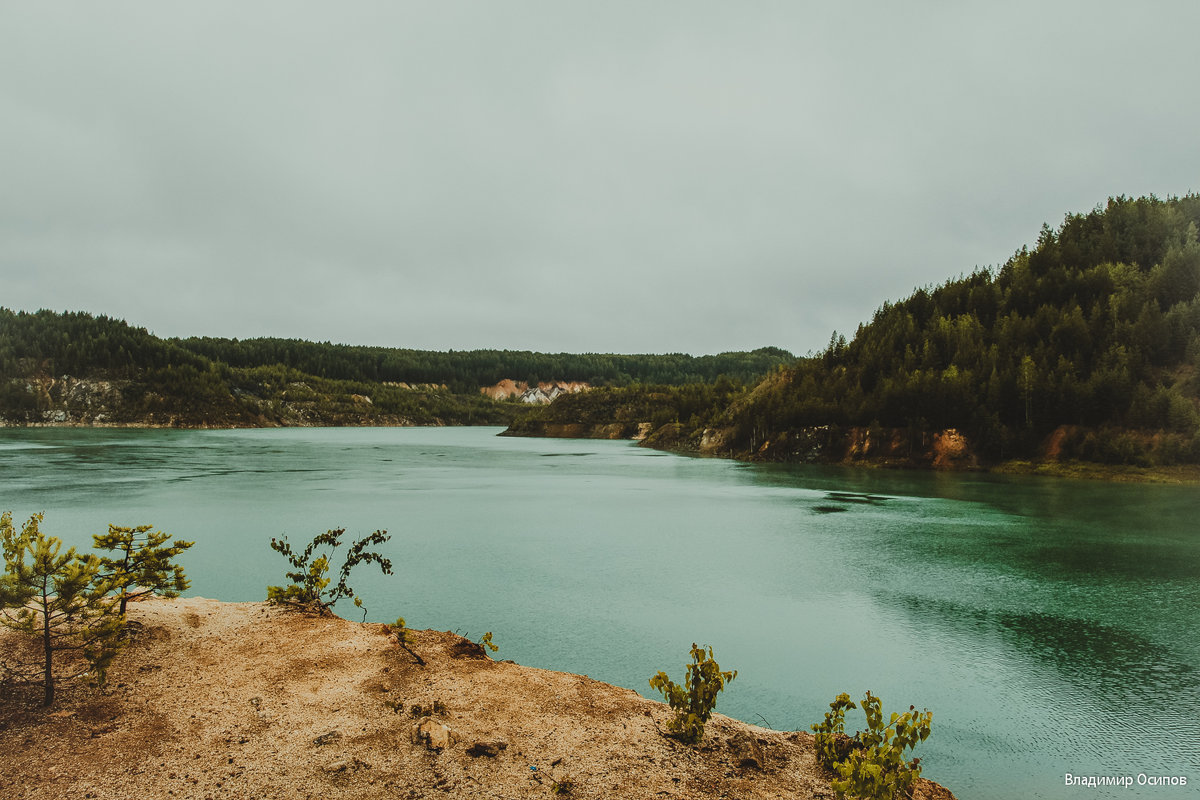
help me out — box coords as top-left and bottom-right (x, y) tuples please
(266, 528), (392, 618)
(811, 690), (932, 800)
(812, 692), (858, 766)
(648, 643), (736, 745)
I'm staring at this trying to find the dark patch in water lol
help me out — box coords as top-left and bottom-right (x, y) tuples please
(540, 452), (595, 457)
(812, 505), (849, 514)
(887, 594), (1200, 704)
(824, 491), (890, 506)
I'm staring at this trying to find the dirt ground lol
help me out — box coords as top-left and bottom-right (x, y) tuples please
(0, 597), (956, 800)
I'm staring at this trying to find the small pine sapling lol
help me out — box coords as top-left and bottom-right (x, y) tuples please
(390, 616), (425, 665)
(266, 528), (392, 617)
(455, 629), (500, 657)
(648, 643), (736, 745)
(0, 512), (125, 705)
(93, 524), (194, 614)
(550, 775), (576, 795)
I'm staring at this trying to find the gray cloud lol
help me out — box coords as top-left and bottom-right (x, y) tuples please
(3, 1), (1198, 355)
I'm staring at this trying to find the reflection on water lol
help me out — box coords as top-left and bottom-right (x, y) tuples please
(823, 491), (892, 505)
(890, 594), (1200, 748)
(1, 426), (1197, 799)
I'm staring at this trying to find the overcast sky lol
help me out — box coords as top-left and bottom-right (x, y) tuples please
(2, 2), (1197, 356)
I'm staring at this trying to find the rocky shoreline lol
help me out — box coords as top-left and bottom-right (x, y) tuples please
(505, 419), (1200, 482)
(7, 415), (1196, 482)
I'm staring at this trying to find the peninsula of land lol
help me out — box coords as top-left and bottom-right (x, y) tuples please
(0, 596), (956, 800)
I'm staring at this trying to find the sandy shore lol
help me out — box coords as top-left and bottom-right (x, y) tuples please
(0, 596), (956, 799)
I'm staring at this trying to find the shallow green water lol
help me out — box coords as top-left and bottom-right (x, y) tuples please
(2, 426), (1197, 798)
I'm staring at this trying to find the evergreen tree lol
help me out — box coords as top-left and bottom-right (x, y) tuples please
(93, 524), (194, 614)
(0, 513), (125, 705)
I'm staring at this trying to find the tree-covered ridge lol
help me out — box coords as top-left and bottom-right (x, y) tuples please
(720, 194), (1200, 464)
(0, 310), (207, 378)
(0, 308), (792, 428)
(0, 307), (792, 390)
(173, 337), (794, 391)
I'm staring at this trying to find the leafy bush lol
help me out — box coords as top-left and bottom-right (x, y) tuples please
(648, 643), (736, 744)
(811, 691), (932, 800)
(266, 528), (392, 617)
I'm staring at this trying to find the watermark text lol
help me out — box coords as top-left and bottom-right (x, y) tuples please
(1065, 773), (1189, 789)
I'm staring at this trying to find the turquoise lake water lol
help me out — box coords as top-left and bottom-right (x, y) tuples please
(1, 426), (1197, 798)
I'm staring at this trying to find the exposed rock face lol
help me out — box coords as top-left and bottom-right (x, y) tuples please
(59, 376), (121, 409)
(480, 380), (590, 404)
(517, 418), (988, 472)
(0, 376), (126, 427)
(1042, 425), (1075, 461)
(700, 426), (737, 453)
(381, 382), (448, 390)
(690, 424), (984, 469)
(931, 428), (977, 469)
(480, 378), (526, 400)
(0, 373), (447, 429)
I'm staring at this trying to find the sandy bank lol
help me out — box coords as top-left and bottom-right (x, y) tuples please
(0, 597), (957, 800)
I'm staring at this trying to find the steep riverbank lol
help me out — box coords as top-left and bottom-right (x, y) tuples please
(505, 419), (1200, 482)
(0, 597), (955, 800)
(0, 374), (517, 430)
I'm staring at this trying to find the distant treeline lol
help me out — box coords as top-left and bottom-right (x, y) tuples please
(517, 194), (1200, 467)
(0, 307), (793, 427)
(173, 337), (794, 392)
(0, 308), (792, 390)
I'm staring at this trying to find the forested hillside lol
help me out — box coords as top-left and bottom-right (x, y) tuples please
(173, 337), (792, 391)
(744, 194), (1200, 464)
(516, 195), (1200, 468)
(0, 310), (792, 428)
(0, 310), (207, 378)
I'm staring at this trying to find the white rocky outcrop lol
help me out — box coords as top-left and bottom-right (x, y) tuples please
(480, 380), (590, 404)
